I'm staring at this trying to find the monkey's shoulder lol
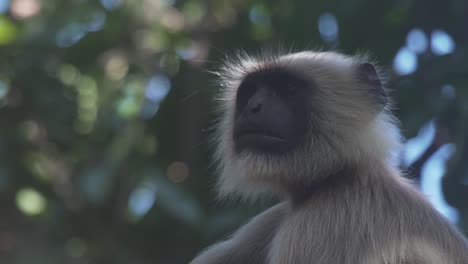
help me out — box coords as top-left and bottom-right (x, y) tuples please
(268, 179), (468, 264)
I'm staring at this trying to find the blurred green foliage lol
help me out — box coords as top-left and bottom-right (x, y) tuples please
(0, 0), (467, 263)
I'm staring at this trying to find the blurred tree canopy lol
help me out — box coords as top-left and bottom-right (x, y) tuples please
(0, 0), (467, 263)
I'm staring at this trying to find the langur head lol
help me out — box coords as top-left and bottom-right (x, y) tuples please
(214, 51), (402, 199)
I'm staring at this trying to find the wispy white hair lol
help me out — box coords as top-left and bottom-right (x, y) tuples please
(213, 51), (403, 200)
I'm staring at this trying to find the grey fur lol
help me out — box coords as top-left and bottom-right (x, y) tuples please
(191, 51), (468, 264)
(191, 203), (287, 264)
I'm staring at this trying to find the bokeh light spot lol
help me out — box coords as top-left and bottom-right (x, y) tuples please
(167, 161), (189, 183)
(145, 74), (171, 103)
(15, 187), (47, 216)
(56, 12), (107, 48)
(393, 47), (417, 75)
(10, 0), (41, 20)
(58, 64), (80, 85)
(249, 4), (269, 24)
(318, 13), (339, 42)
(406, 28), (428, 54)
(0, 0), (10, 14)
(249, 4), (272, 40)
(441, 84), (455, 100)
(128, 179), (157, 221)
(74, 77), (98, 134)
(140, 74), (171, 119)
(117, 80), (142, 119)
(85, 11), (106, 32)
(0, 17), (17, 45)
(431, 29), (455, 56)
(103, 52), (128, 81)
(56, 23), (87, 48)
(117, 96), (140, 119)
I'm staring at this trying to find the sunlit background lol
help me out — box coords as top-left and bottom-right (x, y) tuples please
(0, 0), (467, 263)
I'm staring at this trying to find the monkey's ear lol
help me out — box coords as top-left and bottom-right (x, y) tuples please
(356, 63), (388, 111)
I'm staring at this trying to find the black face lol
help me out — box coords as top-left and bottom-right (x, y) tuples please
(233, 68), (312, 154)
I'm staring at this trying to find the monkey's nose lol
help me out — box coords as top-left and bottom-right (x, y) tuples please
(250, 103), (262, 113)
(246, 86), (268, 114)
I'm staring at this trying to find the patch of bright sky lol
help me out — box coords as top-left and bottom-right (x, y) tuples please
(402, 120), (435, 167)
(421, 143), (459, 223)
(402, 120), (459, 223)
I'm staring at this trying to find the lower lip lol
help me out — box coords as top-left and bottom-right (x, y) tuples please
(235, 133), (288, 153)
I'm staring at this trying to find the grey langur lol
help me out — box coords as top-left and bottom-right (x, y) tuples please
(191, 51), (468, 264)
